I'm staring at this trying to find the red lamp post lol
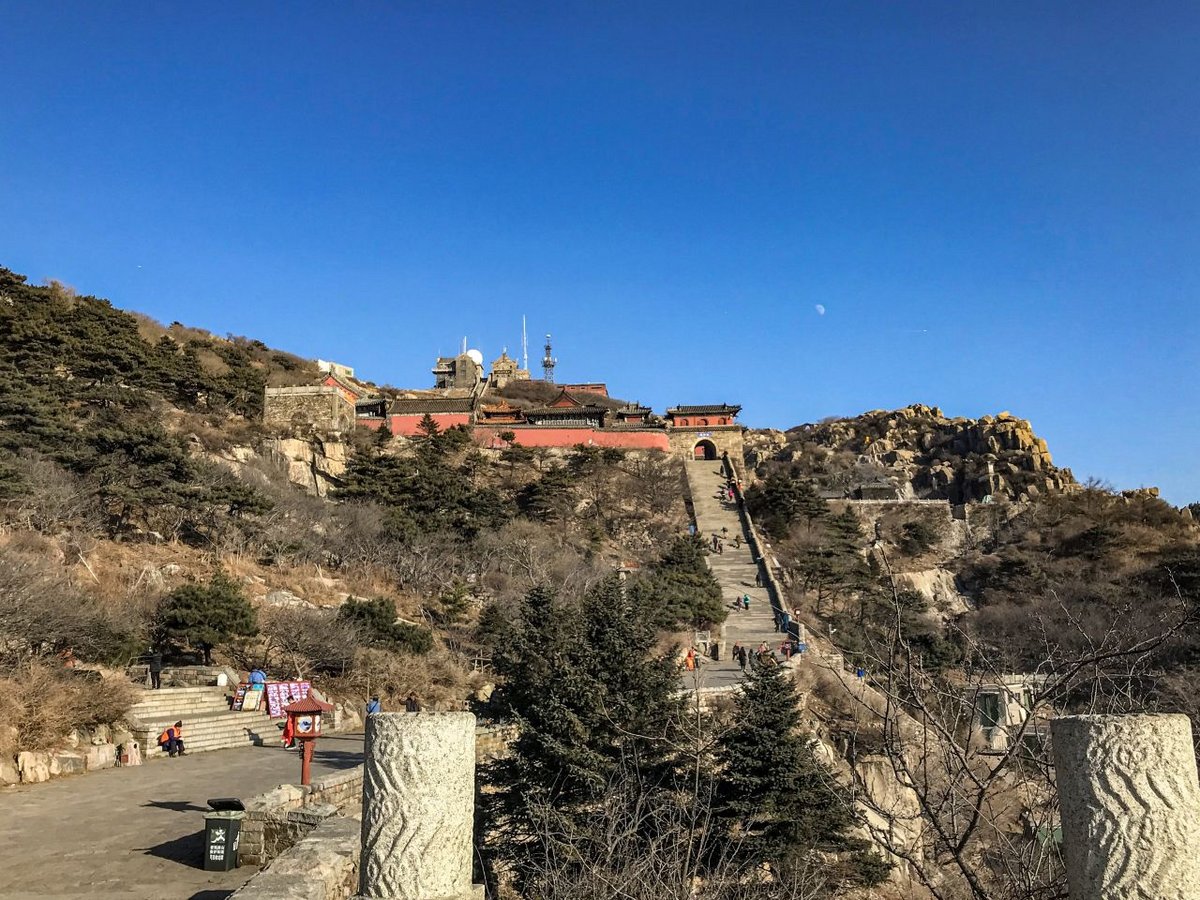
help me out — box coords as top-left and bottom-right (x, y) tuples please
(282, 694), (333, 786)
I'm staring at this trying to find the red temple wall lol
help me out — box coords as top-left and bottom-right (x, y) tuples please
(476, 427), (670, 451)
(355, 413), (472, 435)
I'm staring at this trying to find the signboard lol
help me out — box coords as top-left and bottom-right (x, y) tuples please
(265, 681), (311, 718)
(231, 684), (248, 711)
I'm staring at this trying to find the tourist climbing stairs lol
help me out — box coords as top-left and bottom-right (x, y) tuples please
(127, 685), (276, 759)
(684, 459), (787, 689)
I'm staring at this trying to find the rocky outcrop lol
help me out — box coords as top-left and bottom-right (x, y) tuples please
(756, 405), (1074, 503)
(267, 436), (348, 496)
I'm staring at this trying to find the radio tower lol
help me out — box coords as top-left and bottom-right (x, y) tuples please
(542, 334), (557, 383)
(522, 315), (529, 372)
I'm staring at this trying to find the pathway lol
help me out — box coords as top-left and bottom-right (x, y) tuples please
(0, 732), (364, 899)
(684, 460), (786, 689)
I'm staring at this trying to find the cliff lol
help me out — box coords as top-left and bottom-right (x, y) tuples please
(746, 404), (1075, 504)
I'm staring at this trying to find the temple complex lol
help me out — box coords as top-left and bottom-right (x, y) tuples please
(263, 344), (742, 460)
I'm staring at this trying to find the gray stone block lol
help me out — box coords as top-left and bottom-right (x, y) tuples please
(1052, 714), (1200, 900)
(358, 713), (476, 900)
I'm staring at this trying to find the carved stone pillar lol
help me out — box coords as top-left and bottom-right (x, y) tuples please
(358, 712), (481, 900)
(1051, 713), (1200, 900)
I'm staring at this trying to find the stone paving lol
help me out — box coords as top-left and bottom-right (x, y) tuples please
(0, 732), (364, 899)
(683, 460), (788, 690)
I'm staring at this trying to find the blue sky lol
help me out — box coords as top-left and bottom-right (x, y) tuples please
(2, 3), (1197, 502)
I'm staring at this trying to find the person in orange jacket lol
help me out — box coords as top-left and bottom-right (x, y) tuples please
(158, 721), (185, 757)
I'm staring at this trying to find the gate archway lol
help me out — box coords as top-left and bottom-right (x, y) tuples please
(693, 439), (718, 461)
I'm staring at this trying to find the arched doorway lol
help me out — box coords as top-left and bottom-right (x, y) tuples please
(693, 439), (718, 461)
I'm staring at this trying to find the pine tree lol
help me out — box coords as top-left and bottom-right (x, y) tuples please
(630, 534), (726, 628)
(485, 577), (684, 861)
(155, 570), (257, 664)
(713, 662), (888, 888)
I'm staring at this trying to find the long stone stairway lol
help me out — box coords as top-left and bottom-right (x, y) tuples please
(684, 460), (787, 689)
(127, 685), (277, 759)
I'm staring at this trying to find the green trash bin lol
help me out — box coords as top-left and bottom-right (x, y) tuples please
(203, 809), (244, 871)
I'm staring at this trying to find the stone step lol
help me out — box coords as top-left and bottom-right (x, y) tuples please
(127, 686), (235, 722)
(137, 709), (269, 729)
(134, 713), (281, 759)
(129, 701), (232, 720)
(129, 697), (232, 717)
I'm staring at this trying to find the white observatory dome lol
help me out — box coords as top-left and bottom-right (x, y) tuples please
(466, 348), (484, 366)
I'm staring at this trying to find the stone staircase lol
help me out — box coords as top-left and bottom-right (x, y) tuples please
(127, 685), (278, 759)
(684, 459), (784, 689)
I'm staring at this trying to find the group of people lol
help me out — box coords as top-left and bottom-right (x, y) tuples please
(365, 693), (422, 714)
(731, 640), (801, 672)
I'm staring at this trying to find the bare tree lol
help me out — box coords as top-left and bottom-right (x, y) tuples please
(821, 551), (1193, 900)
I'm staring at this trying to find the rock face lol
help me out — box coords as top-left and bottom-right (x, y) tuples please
(267, 436), (347, 496)
(358, 712), (479, 900)
(1052, 714), (1200, 900)
(758, 405), (1074, 503)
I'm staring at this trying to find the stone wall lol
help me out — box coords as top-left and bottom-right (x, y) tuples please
(231, 815), (360, 900)
(264, 386), (355, 434)
(475, 723), (517, 762)
(240, 767), (365, 866)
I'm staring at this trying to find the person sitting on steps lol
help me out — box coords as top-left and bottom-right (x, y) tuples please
(158, 721), (185, 757)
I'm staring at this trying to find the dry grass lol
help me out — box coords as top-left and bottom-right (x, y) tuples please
(0, 661), (135, 755)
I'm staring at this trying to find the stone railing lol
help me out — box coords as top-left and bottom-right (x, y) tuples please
(240, 766), (364, 866)
(231, 815), (360, 900)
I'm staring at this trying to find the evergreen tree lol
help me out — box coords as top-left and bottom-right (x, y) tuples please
(630, 534), (726, 628)
(713, 662), (888, 889)
(156, 570), (257, 664)
(336, 596), (433, 654)
(485, 577), (684, 860)
(417, 412), (441, 438)
(745, 471), (828, 538)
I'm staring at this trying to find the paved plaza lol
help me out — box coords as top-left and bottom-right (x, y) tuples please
(0, 733), (363, 899)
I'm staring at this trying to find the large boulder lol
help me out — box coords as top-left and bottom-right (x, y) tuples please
(0, 756), (19, 785)
(17, 751), (51, 784)
(84, 744), (117, 771)
(48, 750), (86, 777)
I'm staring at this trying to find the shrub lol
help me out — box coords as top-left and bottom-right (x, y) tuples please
(337, 596), (433, 655)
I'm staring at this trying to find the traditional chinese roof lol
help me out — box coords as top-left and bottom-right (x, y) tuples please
(283, 694), (333, 714)
(478, 401), (524, 421)
(321, 373), (364, 398)
(389, 398), (475, 414)
(547, 389), (585, 408)
(616, 404), (652, 416)
(525, 404), (607, 418)
(666, 404), (742, 416)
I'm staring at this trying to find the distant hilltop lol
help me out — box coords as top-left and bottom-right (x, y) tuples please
(747, 404), (1076, 504)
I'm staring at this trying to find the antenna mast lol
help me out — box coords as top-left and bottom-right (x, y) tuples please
(542, 333), (556, 383)
(522, 316), (528, 372)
